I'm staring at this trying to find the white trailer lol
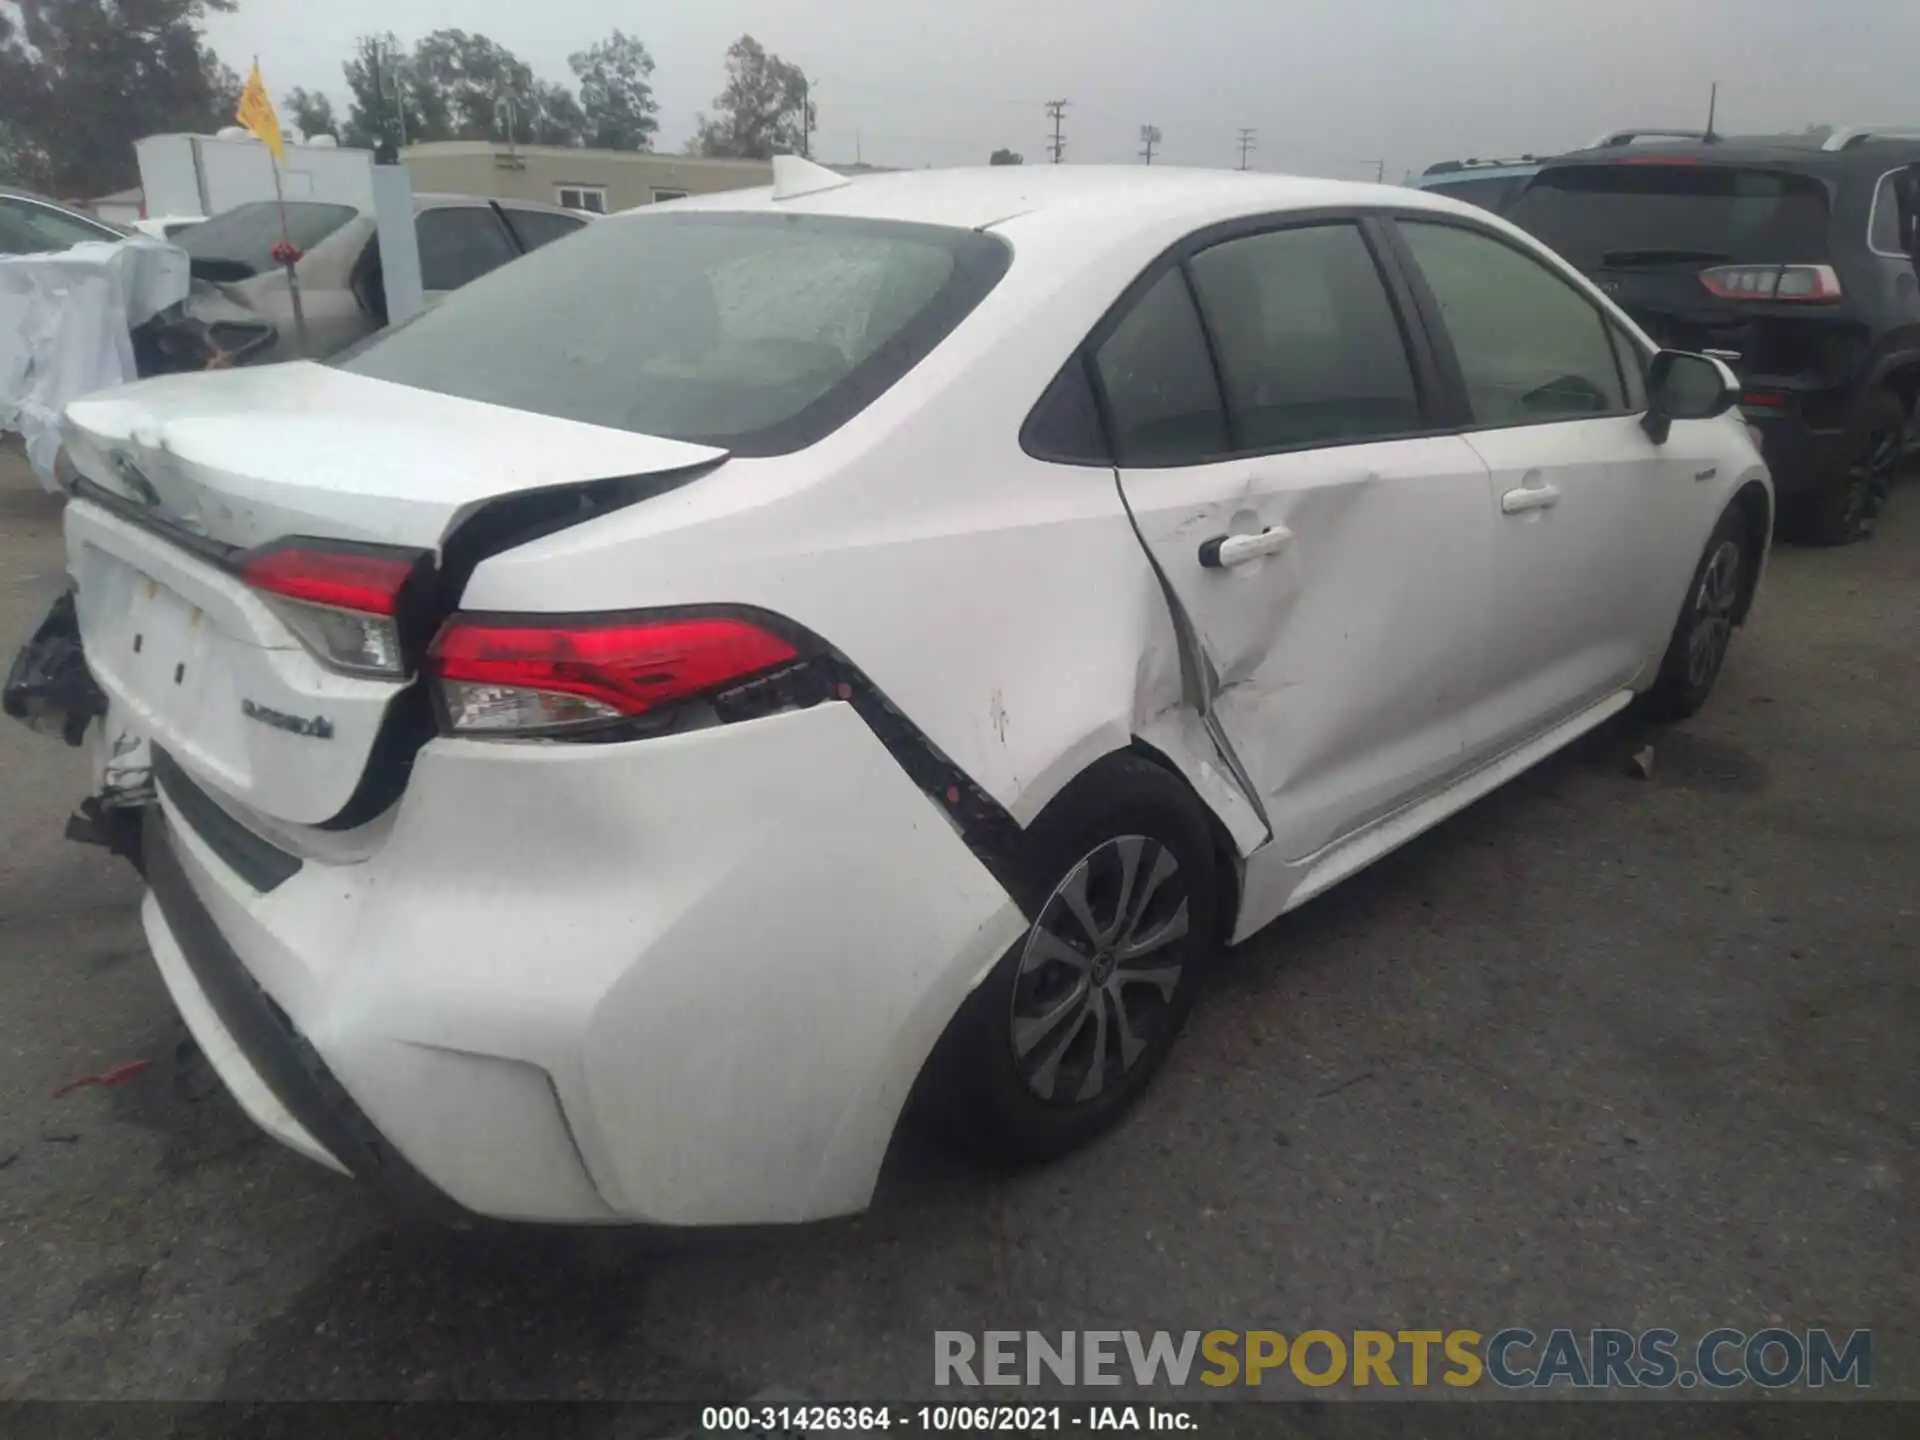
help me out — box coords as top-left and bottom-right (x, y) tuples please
(134, 133), (377, 221)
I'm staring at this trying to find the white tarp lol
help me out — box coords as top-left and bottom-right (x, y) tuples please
(0, 240), (190, 492)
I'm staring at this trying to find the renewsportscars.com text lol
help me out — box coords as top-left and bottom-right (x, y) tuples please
(934, 1328), (1872, 1390)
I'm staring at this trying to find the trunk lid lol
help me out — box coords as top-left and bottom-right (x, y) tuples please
(61, 363), (726, 829)
(62, 361), (726, 551)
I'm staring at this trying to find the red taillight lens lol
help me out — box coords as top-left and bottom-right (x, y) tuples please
(1740, 389), (1790, 409)
(428, 614), (801, 736)
(242, 545), (416, 615)
(241, 541), (427, 678)
(1699, 263), (1843, 303)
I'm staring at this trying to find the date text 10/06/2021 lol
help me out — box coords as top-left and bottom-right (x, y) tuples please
(700, 1408), (1192, 1433)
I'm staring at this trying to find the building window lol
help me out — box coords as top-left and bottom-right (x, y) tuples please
(651, 188), (690, 203)
(556, 185), (607, 214)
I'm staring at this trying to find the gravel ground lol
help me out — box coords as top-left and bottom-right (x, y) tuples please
(0, 440), (1913, 1413)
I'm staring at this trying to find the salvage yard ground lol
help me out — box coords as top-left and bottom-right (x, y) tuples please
(0, 441), (1914, 1402)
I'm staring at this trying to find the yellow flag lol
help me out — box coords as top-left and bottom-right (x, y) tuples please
(236, 60), (285, 163)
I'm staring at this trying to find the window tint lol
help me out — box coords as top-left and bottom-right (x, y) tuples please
(1092, 270), (1228, 465)
(1021, 357), (1108, 463)
(1870, 173), (1904, 254)
(1400, 221), (1627, 425)
(416, 207), (518, 291)
(1506, 165), (1831, 269)
(0, 197), (120, 253)
(1187, 224), (1421, 450)
(1607, 322), (1649, 411)
(342, 212), (1009, 454)
(501, 207), (586, 253)
(179, 201), (357, 276)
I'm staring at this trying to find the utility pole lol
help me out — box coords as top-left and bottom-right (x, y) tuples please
(1236, 127), (1257, 170)
(1044, 99), (1069, 163)
(1139, 124), (1161, 164)
(798, 74), (819, 159)
(1365, 158), (1385, 183)
(1705, 80), (1719, 140)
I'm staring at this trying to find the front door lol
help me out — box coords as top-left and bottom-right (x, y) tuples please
(1098, 219), (1498, 864)
(1392, 218), (1703, 754)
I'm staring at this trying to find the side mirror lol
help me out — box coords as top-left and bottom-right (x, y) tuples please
(1643, 349), (1738, 443)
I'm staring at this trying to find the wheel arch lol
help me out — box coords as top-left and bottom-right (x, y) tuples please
(1729, 479), (1773, 625)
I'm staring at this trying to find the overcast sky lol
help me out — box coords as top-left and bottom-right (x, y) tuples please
(206, 0), (1918, 177)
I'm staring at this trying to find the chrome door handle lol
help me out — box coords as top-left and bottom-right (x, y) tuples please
(1199, 525), (1293, 568)
(1500, 483), (1562, 515)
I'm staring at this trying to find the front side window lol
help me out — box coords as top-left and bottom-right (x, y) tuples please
(1399, 220), (1627, 426)
(1091, 269), (1229, 466)
(415, 207), (518, 291)
(1608, 322), (1649, 411)
(343, 211), (1009, 455)
(1186, 223), (1422, 450)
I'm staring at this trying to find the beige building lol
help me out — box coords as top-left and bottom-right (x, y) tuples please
(400, 142), (776, 215)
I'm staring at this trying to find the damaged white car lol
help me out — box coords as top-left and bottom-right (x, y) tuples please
(7, 158), (1771, 1226)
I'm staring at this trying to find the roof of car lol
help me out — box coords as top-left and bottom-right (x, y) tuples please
(1540, 133), (1920, 177)
(628, 164), (1473, 233)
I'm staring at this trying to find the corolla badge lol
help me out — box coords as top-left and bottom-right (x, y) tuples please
(241, 699), (335, 739)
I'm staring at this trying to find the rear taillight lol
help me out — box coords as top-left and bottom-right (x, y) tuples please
(428, 613), (802, 737)
(242, 540), (430, 678)
(1699, 264), (1843, 303)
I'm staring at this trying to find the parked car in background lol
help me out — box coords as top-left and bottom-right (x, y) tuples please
(0, 185), (128, 254)
(172, 193), (590, 364)
(1414, 158), (1544, 213)
(1507, 125), (1920, 543)
(131, 215), (206, 242)
(13, 161), (1771, 1227)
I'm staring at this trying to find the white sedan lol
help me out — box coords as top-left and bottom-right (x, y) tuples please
(36, 158), (1770, 1226)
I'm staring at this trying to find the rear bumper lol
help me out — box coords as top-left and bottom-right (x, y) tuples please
(138, 702), (1026, 1226)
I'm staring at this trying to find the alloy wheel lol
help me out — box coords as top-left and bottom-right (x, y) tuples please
(1009, 835), (1190, 1104)
(1841, 424), (1900, 536)
(1686, 538), (1743, 690)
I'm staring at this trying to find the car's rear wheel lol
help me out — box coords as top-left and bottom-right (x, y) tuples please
(922, 755), (1219, 1163)
(1640, 505), (1755, 722)
(1782, 389), (1904, 546)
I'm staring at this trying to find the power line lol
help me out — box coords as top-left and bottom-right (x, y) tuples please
(1236, 127), (1257, 170)
(1138, 124), (1161, 164)
(1044, 99), (1069, 163)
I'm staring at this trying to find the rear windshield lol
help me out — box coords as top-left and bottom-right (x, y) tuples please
(179, 201), (359, 276)
(1422, 175), (1530, 212)
(1507, 164), (1831, 269)
(341, 211), (1012, 455)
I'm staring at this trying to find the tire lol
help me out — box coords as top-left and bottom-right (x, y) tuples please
(921, 754), (1220, 1164)
(1780, 389), (1904, 546)
(1640, 505), (1755, 723)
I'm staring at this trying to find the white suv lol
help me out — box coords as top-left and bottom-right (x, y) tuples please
(27, 159), (1770, 1226)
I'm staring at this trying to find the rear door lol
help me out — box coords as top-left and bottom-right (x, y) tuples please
(1389, 216), (1705, 751)
(1102, 215), (1497, 862)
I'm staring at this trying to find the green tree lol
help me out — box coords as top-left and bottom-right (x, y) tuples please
(282, 86), (336, 140)
(569, 31), (658, 151)
(989, 147), (1023, 165)
(691, 34), (806, 160)
(0, 0), (242, 196)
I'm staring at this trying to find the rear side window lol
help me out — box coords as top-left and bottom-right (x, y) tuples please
(416, 207), (519, 291)
(343, 211), (1010, 456)
(0, 197), (120, 253)
(179, 201), (358, 277)
(1869, 172), (1906, 254)
(1507, 165), (1832, 269)
(1400, 221), (1627, 426)
(1187, 223), (1422, 450)
(1091, 270), (1230, 465)
(501, 207), (587, 253)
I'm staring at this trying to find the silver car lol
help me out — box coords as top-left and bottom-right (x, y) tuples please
(173, 194), (590, 364)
